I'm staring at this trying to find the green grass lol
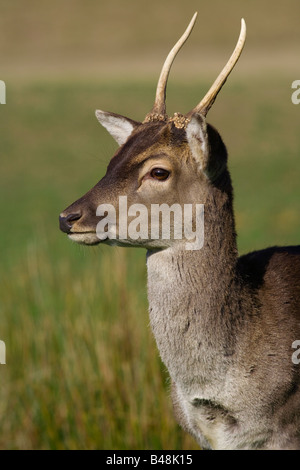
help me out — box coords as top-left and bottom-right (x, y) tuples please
(0, 77), (299, 449)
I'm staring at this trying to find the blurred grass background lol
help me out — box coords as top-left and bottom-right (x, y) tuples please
(0, 0), (300, 449)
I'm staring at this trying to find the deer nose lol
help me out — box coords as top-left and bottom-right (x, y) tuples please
(59, 212), (82, 234)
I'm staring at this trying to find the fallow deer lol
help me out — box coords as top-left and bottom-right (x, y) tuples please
(59, 13), (300, 449)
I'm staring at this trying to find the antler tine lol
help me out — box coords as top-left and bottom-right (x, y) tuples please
(145, 12), (198, 122)
(187, 18), (246, 117)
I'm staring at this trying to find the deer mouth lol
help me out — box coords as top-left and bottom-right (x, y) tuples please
(68, 232), (101, 246)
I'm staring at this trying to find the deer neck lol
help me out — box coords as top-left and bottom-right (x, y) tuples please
(146, 187), (240, 389)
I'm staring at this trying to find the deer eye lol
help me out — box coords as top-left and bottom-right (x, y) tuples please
(150, 168), (170, 181)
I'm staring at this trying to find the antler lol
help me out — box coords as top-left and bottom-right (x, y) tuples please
(144, 12), (198, 122)
(145, 15), (246, 124)
(187, 18), (246, 117)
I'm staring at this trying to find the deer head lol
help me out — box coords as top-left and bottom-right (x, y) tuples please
(59, 13), (246, 250)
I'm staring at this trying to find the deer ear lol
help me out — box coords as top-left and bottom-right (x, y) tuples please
(186, 113), (210, 174)
(95, 110), (141, 146)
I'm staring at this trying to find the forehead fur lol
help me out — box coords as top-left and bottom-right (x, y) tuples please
(107, 121), (187, 174)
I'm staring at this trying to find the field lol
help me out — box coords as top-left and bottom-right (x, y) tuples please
(0, 0), (300, 450)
